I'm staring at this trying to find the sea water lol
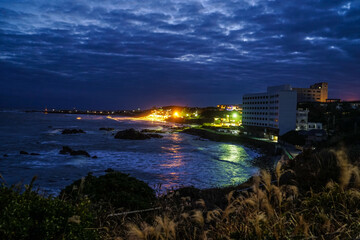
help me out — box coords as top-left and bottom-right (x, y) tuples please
(0, 111), (260, 195)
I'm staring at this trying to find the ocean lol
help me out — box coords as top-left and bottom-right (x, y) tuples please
(0, 111), (260, 195)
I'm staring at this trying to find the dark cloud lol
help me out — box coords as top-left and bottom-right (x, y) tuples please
(0, 0), (359, 109)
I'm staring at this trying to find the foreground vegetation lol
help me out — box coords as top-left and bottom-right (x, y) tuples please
(119, 146), (360, 240)
(0, 176), (97, 240)
(1, 138), (360, 239)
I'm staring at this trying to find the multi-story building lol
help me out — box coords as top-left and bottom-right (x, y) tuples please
(242, 85), (297, 137)
(293, 82), (328, 102)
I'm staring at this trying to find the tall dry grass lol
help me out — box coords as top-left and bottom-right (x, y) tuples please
(103, 149), (360, 240)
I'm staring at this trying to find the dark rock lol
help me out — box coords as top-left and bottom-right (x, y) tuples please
(114, 128), (164, 140)
(3, 154), (8, 157)
(70, 150), (90, 157)
(20, 151), (29, 155)
(114, 128), (151, 140)
(147, 133), (163, 138)
(99, 127), (115, 131)
(62, 129), (85, 134)
(92, 155), (98, 159)
(59, 146), (90, 157)
(105, 168), (115, 173)
(59, 146), (73, 155)
(30, 153), (40, 156)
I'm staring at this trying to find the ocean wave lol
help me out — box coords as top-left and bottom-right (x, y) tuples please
(0, 109), (25, 113)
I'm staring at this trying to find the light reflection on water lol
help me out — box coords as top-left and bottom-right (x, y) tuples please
(219, 144), (247, 164)
(159, 134), (184, 188)
(215, 144), (257, 186)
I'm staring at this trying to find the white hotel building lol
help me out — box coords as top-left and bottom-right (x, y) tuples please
(242, 85), (297, 137)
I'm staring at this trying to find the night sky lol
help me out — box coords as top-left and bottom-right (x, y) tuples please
(1, 0), (359, 109)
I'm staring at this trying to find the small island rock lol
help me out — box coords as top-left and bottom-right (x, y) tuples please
(147, 133), (163, 138)
(59, 146), (90, 157)
(114, 128), (164, 140)
(70, 150), (90, 157)
(99, 127), (115, 131)
(62, 129), (85, 134)
(59, 146), (73, 155)
(114, 128), (151, 140)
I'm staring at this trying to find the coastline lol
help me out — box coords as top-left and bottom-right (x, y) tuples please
(36, 110), (282, 171)
(163, 128), (285, 210)
(15, 111), (279, 195)
(181, 127), (281, 170)
(1, 111), (263, 194)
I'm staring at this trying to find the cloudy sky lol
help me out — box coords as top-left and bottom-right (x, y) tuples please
(1, 0), (359, 109)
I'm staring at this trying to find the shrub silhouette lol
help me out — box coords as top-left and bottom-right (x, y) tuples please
(0, 177), (97, 240)
(60, 172), (156, 211)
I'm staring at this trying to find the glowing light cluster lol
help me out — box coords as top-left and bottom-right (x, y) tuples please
(145, 109), (172, 122)
(143, 108), (199, 122)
